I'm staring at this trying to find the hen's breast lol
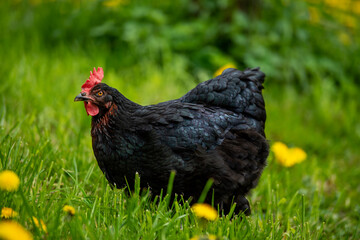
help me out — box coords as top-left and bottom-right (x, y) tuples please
(91, 125), (143, 187)
(91, 122), (184, 190)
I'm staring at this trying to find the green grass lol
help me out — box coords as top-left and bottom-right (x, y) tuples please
(1, 0), (360, 239)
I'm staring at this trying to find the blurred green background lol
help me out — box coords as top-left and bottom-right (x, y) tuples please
(0, 0), (359, 239)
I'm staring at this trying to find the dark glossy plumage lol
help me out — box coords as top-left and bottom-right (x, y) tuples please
(78, 68), (269, 215)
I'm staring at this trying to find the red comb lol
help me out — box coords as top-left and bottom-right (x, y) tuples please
(81, 67), (104, 93)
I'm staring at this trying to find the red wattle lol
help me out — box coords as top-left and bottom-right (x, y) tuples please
(84, 102), (99, 116)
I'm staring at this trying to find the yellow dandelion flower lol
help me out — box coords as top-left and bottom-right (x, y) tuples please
(214, 63), (237, 77)
(190, 235), (218, 240)
(353, 1), (360, 14)
(308, 7), (320, 24)
(271, 142), (307, 167)
(325, 0), (351, 11)
(338, 32), (351, 46)
(271, 142), (288, 162)
(191, 203), (218, 221)
(103, 0), (127, 8)
(208, 235), (217, 240)
(63, 205), (76, 216)
(343, 15), (356, 29)
(0, 170), (20, 192)
(1, 207), (18, 219)
(190, 236), (200, 240)
(0, 221), (33, 240)
(32, 217), (47, 233)
(289, 147), (307, 164)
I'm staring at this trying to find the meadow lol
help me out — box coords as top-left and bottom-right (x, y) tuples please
(0, 0), (359, 239)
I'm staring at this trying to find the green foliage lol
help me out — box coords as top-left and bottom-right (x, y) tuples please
(0, 0), (359, 239)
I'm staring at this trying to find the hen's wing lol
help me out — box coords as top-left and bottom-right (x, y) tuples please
(134, 101), (253, 151)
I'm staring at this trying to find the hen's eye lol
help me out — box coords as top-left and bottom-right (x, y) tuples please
(97, 91), (104, 96)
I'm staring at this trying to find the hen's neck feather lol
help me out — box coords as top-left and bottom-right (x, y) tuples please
(91, 91), (141, 136)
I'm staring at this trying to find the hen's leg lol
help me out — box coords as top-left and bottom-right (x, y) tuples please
(234, 195), (251, 216)
(220, 195), (251, 216)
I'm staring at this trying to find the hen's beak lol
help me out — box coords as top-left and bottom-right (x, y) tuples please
(74, 93), (91, 102)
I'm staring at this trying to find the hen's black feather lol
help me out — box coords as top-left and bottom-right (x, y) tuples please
(85, 68), (269, 215)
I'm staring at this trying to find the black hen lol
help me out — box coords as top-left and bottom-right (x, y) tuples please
(75, 67), (269, 215)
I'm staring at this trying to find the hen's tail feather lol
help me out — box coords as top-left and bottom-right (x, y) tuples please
(180, 68), (265, 112)
(222, 67), (265, 84)
(180, 67), (266, 133)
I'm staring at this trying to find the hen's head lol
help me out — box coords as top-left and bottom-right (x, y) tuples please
(74, 67), (115, 116)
